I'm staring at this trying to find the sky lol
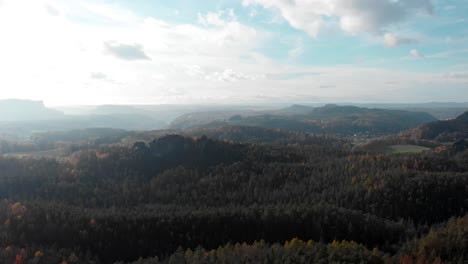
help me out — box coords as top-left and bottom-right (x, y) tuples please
(0, 0), (467, 106)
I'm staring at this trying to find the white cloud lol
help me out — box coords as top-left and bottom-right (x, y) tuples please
(384, 33), (417, 47)
(243, 0), (433, 37)
(0, 0), (269, 105)
(198, 9), (236, 26)
(425, 48), (468, 59)
(0, 0), (465, 105)
(44, 4), (60, 16)
(410, 49), (424, 58)
(104, 41), (151, 61)
(249, 8), (258, 18)
(90, 72), (107, 80)
(205, 69), (262, 82)
(445, 72), (468, 80)
(184, 65), (205, 77)
(288, 38), (305, 58)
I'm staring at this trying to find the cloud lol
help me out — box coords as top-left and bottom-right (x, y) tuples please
(243, 0), (433, 37)
(104, 42), (151, 61)
(288, 38), (305, 58)
(266, 72), (320, 80)
(410, 49), (424, 58)
(249, 8), (258, 18)
(90, 72), (107, 80)
(197, 9), (236, 26)
(384, 33), (417, 47)
(185, 65), (205, 77)
(44, 4), (60, 16)
(445, 72), (468, 79)
(1, 0), (466, 105)
(205, 69), (261, 82)
(426, 48), (468, 59)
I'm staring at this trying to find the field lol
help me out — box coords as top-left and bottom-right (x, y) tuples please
(386, 144), (430, 154)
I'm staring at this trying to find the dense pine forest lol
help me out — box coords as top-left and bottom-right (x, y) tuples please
(0, 130), (466, 263)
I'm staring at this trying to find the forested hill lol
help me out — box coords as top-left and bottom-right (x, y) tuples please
(401, 111), (468, 142)
(0, 134), (466, 263)
(187, 125), (350, 147)
(171, 104), (436, 136)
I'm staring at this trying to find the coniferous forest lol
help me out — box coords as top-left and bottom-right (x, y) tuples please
(0, 130), (466, 264)
(1, 0), (468, 260)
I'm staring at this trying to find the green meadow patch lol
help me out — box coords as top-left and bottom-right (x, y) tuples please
(385, 144), (430, 154)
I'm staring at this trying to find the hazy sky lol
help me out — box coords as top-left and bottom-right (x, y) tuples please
(0, 0), (467, 105)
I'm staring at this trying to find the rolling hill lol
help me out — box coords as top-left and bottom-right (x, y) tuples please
(401, 111), (468, 142)
(171, 104), (437, 136)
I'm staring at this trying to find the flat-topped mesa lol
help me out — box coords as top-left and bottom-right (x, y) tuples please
(0, 99), (63, 121)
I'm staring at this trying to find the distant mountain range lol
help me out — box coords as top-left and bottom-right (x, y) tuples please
(1, 100), (466, 138)
(54, 104), (273, 123)
(324, 102), (468, 120)
(171, 104), (437, 136)
(0, 100), (166, 137)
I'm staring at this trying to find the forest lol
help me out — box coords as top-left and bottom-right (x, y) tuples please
(0, 129), (466, 263)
